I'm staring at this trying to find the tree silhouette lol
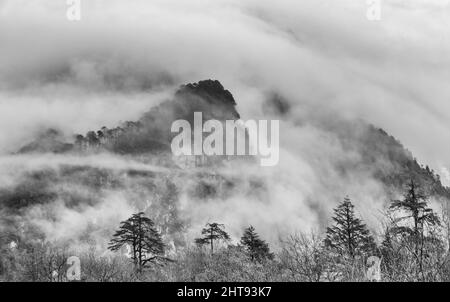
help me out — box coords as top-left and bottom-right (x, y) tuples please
(85, 131), (99, 147)
(108, 212), (165, 271)
(195, 222), (230, 253)
(324, 197), (376, 258)
(388, 180), (440, 276)
(390, 180), (440, 239)
(240, 226), (274, 262)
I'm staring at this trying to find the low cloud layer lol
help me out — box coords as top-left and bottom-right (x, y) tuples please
(0, 0), (449, 248)
(1, 0), (448, 178)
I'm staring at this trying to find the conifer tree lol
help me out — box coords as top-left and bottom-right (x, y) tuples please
(195, 222), (230, 253)
(324, 197), (376, 257)
(389, 180), (440, 275)
(108, 212), (165, 271)
(240, 226), (274, 262)
(389, 180), (440, 241)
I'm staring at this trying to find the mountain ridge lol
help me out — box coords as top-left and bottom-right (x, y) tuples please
(15, 79), (450, 202)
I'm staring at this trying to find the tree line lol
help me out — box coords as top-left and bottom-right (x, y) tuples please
(1, 178), (449, 281)
(105, 179), (446, 281)
(108, 216), (274, 272)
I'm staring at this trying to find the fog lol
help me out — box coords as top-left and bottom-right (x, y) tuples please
(0, 0), (449, 247)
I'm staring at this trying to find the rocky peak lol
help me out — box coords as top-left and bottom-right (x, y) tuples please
(176, 80), (237, 106)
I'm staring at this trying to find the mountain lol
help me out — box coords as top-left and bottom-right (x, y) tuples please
(15, 79), (450, 201)
(2, 79), (449, 246)
(17, 129), (73, 154)
(18, 80), (240, 156)
(338, 123), (450, 200)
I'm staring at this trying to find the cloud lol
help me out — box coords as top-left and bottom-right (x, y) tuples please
(441, 167), (450, 187)
(0, 0), (448, 247)
(0, 0), (448, 169)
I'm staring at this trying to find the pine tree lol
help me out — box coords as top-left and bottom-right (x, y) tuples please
(389, 180), (440, 240)
(195, 222), (230, 253)
(324, 197), (376, 257)
(388, 180), (440, 276)
(108, 212), (165, 271)
(240, 226), (274, 262)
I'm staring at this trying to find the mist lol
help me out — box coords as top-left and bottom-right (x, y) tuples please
(0, 0), (449, 249)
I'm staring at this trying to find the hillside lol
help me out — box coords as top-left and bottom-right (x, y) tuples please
(1, 79), (448, 250)
(16, 80), (450, 200)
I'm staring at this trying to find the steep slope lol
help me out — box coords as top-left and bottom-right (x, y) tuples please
(3, 79), (448, 248)
(17, 80), (240, 156)
(338, 123), (450, 200)
(6, 80), (450, 218)
(16, 79), (450, 201)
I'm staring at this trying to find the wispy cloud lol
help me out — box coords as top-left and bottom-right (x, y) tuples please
(0, 0), (448, 246)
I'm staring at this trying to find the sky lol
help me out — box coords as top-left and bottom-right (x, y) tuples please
(0, 0), (449, 244)
(0, 0), (449, 183)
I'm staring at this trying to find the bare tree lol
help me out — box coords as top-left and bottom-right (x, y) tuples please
(279, 233), (328, 282)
